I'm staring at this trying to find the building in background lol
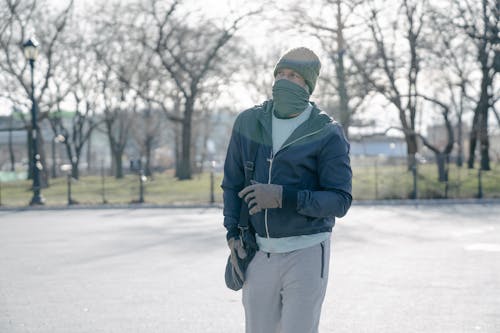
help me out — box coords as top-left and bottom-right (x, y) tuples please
(349, 134), (407, 158)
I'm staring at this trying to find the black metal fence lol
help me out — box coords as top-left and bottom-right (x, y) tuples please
(0, 156), (499, 207)
(351, 156), (500, 200)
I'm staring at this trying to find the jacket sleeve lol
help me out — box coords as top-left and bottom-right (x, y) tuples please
(221, 118), (245, 240)
(285, 124), (352, 218)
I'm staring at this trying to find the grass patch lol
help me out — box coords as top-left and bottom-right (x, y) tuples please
(0, 172), (224, 207)
(352, 160), (500, 200)
(0, 162), (499, 207)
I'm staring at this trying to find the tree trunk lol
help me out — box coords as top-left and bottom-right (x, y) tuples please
(174, 122), (181, 177)
(405, 132), (418, 170)
(468, 14), (492, 171)
(144, 137), (153, 177)
(467, 108), (479, 168)
(408, 152), (418, 199)
(110, 146), (116, 177)
(456, 82), (466, 167)
(177, 119), (192, 180)
(405, 132), (418, 199)
(71, 159), (79, 179)
(64, 142), (75, 178)
(71, 145), (85, 180)
(8, 127), (15, 172)
(468, 87), (490, 170)
(335, 1), (350, 137)
(114, 149), (124, 179)
(87, 130), (92, 173)
(478, 95), (490, 171)
(105, 124), (125, 179)
(456, 118), (463, 167)
(336, 50), (350, 137)
(436, 152), (448, 182)
(176, 97), (194, 180)
(51, 138), (57, 178)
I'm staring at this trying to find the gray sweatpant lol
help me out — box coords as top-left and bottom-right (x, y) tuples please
(242, 239), (331, 333)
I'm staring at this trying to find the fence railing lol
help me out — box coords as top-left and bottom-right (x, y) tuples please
(351, 156), (500, 200)
(0, 169), (223, 207)
(0, 157), (499, 207)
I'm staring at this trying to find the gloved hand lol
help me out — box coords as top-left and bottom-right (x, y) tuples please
(228, 237), (247, 281)
(238, 181), (283, 215)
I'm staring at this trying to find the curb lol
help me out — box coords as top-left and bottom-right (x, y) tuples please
(1, 199), (499, 211)
(0, 203), (224, 212)
(353, 198), (500, 206)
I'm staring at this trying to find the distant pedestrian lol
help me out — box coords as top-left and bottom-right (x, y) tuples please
(222, 47), (353, 333)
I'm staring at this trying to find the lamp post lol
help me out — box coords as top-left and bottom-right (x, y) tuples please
(23, 37), (44, 205)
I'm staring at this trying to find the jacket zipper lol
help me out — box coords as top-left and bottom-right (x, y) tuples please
(280, 128), (324, 151)
(265, 150), (274, 238)
(263, 128), (324, 239)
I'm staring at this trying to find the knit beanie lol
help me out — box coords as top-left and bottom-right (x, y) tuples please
(273, 47), (321, 94)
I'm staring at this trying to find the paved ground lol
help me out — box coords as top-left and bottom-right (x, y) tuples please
(0, 204), (499, 333)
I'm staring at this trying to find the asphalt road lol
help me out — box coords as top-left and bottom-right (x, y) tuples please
(0, 204), (499, 333)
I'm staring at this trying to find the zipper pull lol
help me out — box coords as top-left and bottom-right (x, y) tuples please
(267, 150), (274, 163)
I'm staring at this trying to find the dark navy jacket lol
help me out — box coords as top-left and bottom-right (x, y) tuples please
(222, 100), (352, 240)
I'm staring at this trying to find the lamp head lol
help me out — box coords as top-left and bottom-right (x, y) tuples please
(23, 37), (39, 61)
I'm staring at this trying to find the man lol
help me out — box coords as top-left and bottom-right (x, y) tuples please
(222, 47), (352, 333)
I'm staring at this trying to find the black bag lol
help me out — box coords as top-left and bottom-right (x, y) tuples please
(224, 218), (258, 290)
(224, 159), (259, 291)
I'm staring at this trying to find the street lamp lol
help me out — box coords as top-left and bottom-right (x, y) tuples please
(23, 37), (44, 205)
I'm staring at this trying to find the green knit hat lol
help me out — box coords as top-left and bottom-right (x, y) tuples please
(273, 47), (321, 94)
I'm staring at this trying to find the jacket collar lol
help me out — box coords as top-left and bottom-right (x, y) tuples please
(256, 99), (332, 147)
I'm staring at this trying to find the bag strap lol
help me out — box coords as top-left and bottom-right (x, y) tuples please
(238, 123), (261, 230)
(238, 153), (257, 229)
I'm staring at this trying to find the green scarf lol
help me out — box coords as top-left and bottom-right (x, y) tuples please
(272, 79), (310, 119)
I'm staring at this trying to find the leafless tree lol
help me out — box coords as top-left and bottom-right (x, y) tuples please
(137, 0), (261, 179)
(87, 1), (146, 179)
(99, 65), (136, 179)
(43, 17), (103, 180)
(0, 0), (74, 186)
(349, 0), (431, 198)
(192, 81), (227, 173)
(129, 105), (165, 177)
(289, 0), (369, 137)
(449, 0), (498, 171)
(426, 7), (478, 168)
(415, 96), (455, 196)
(238, 47), (280, 103)
(48, 92), (100, 180)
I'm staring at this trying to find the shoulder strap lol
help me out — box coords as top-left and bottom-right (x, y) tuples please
(238, 134), (259, 229)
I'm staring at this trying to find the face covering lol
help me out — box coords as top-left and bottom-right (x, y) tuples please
(272, 79), (310, 119)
